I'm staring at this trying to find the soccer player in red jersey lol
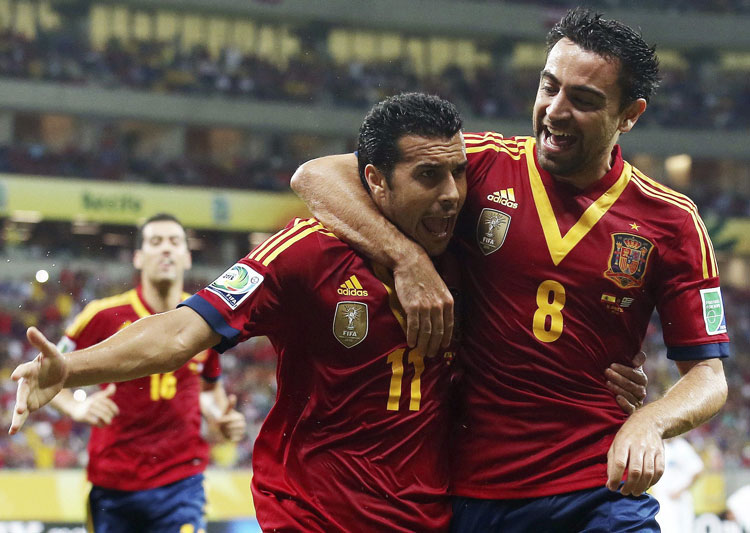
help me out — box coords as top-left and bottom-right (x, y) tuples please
(287, 9), (729, 533)
(47, 214), (246, 533)
(9, 93), (468, 532)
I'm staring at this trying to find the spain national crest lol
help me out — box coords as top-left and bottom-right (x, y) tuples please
(604, 233), (654, 289)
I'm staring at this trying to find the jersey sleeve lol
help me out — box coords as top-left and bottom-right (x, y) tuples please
(654, 210), (730, 360)
(180, 256), (284, 353)
(180, 218), (325, 353)
(200, 349), (222, 381)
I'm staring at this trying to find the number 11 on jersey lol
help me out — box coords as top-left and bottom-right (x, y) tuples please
(386, 349), (425, 411)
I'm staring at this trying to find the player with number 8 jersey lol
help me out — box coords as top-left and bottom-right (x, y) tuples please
(181, 217), (461, 532)
(450, 132), (730, 499)
(59, 286), (221, 491)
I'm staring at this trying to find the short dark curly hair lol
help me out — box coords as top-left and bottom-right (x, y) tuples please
(546, 7), (660, 109)
(357, 92), (463, 191)
(135, 213), (184, 249)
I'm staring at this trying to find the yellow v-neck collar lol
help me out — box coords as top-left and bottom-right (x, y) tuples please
(524, 137), (631, 266)
(128, 287), (191, 319)
(128, 288), (152, 319)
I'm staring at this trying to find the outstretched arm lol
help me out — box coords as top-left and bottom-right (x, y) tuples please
(606, 357), (726, 496)
(291, 155), (453, 357)
(10, 307), (220, 434)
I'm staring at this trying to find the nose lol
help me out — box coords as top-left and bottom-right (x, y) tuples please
(546, 91), (571, 121)
(439, 172), (461, 208)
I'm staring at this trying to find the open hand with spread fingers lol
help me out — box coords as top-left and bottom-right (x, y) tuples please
(9, 327), (69, 435)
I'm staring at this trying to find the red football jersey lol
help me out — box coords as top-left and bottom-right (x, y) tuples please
(60, 286), (221, 491)
(450, 133), (730, 499)
(181, 218), (459, 533)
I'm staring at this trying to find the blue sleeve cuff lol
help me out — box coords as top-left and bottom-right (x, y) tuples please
(667, 342), (730, 361)
(179, 294), (242, 353)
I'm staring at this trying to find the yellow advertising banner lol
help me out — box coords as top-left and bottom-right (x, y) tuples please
(0, 469), (256, 520)
(0, 175), (309, 232)
(713, 218), (750, 255)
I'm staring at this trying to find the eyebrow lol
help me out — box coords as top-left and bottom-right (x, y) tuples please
(540, 70), (607, 101)
(415, 160), (468, 172)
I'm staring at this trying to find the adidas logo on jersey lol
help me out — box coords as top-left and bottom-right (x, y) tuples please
(487, 188), (518, 209)
(338, 275), (368, 296)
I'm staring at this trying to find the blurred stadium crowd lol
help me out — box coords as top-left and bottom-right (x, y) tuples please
(1, 28), (748, 130)
(484, 0), (750, 12)
(0, 20), (749, 212)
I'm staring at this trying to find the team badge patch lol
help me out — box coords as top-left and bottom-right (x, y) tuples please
(604, 233), (654, 289)
(700, 287), (727, 336)
(207, 263), (264, 309)
(57, 336), (76, 354)
(477, 208), (511, 256)
(333, 301), (368, 348)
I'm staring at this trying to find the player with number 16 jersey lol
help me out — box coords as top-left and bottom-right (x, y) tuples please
(181, 217), (460, 532)
(59, 286), (221, 492)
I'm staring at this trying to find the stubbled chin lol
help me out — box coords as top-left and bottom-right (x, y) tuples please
(423, 239), (449, 257)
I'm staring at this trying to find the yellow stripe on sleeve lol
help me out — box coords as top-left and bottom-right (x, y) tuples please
(247, 218), (309, 262)
(465, 134), (529, 160)
(630, 175), (713, 279)
(260, 223), (327, 266)
(632, 170), (718, 277)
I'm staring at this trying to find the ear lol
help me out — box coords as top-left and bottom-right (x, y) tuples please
(133, 249), (143, 270)
(364, 164), (388, 201)
(619, 98), (647, 133)
(184, 249), (193, 271)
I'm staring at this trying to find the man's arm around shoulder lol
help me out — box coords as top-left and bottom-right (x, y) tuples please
(291, 154), (453, 356)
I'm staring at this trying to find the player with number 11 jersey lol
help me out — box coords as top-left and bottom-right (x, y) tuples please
(182, 217), (460, 532)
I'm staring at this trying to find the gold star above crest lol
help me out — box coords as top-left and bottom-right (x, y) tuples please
(630, 222), (640, 231)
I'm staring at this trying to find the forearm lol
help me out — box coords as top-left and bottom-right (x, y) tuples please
(64, 307), (219, 388)
(632, 358), (727, 438)
(49, 389), (78, 417)
(291, 154), (427, 269)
